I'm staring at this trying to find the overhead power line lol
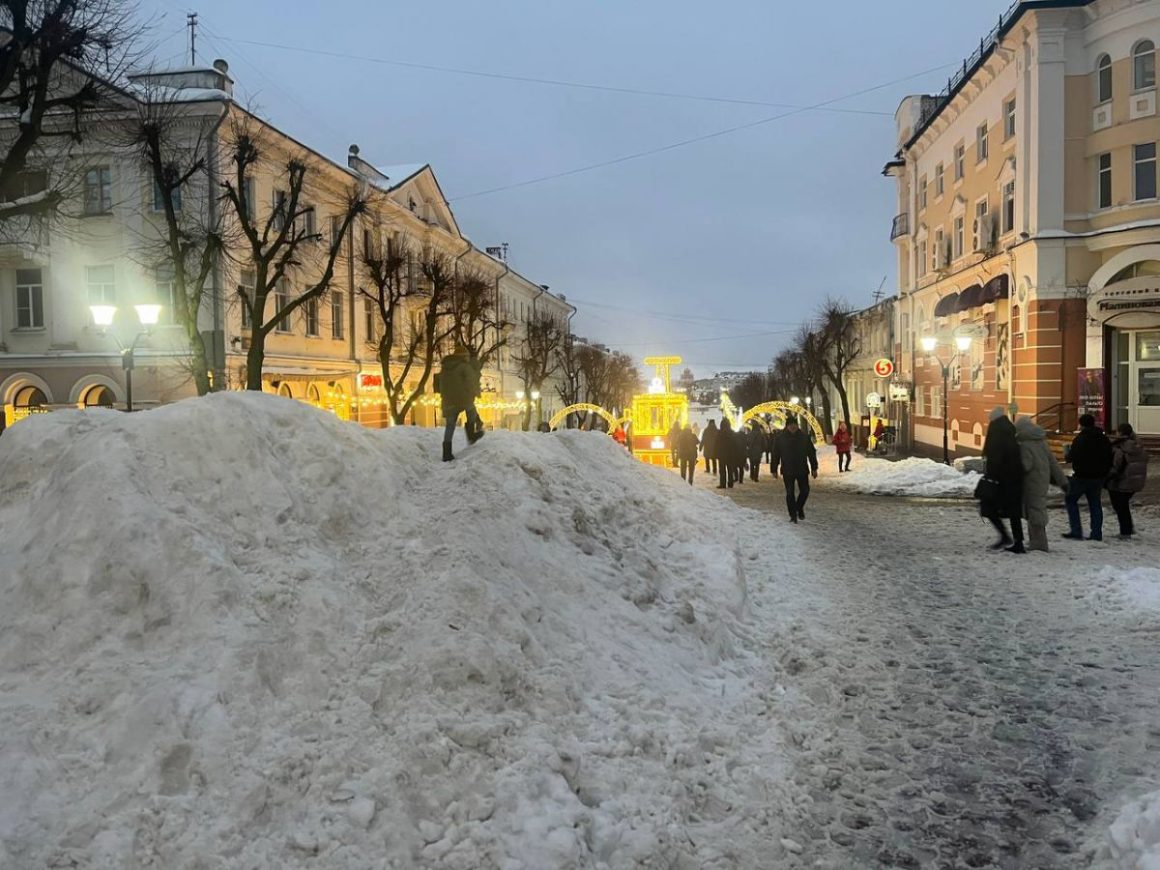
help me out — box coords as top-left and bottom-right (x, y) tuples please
(212, 34), (894, 118)
(569, 296), (800, 328)
(449, 61), (952, 201)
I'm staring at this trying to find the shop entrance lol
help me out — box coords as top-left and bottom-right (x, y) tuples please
(1113, 330), (1160, 435)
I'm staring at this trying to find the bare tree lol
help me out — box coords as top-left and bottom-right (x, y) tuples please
(449, 269), (509, 365)
(513, 310), (563, 430)
(817, 298), (862, 431)
(130, 91), (226, 395)
(0, 0), (141, 229)
(554, 333), (583, 421)
(731, 372), (770, 411)
(603, 351), (640, 415)
(220, 116), (369, 390)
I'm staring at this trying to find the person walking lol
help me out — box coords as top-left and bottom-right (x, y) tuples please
(437, 343), (484, 462)
(1063, 413), (1114, 541)
(677, 424), (699, 485)
(981, 407), (1025, 552)
(668, 420), (682, 467)
(746, 422), (765, 482)
(832, 421), (853, 472)
(716, 419), (735, 489)
(732, 425), (748, 486)
(770, 416), (819, 523)
(612, 424), (627, 449)
(701, 419), (719, 475)
(1015, 416), (1069, 552)
(1107, 422), (1149, 539)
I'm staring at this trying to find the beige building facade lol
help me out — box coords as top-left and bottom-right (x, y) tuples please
(887, 0), (1160, 457)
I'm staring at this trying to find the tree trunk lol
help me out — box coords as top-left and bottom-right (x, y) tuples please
(245, 332), (266, 391)
(187, 328), (212, 396)
(819, 389), (834, 438)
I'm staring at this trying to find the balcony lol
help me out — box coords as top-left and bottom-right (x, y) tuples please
(890, 213), (909, 241)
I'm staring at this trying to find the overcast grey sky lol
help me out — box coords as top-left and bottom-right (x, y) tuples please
(144, 0), (1010, 377)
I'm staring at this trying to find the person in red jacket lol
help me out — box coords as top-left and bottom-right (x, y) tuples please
(833, 420), (853, 472)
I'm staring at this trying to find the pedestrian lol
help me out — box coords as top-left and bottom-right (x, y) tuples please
(436, 343), (484, 462)
(980, 407), (1025, 552)
(1015, 416), (1069, 552)
(716, 419), (735, 489)
(677, 423), (699, 485)
(746, 422), (765, 482)
(1063, 413), (1114, 541)
(612, 424), (628, 449)
(732, 425), (748, 486)
(1107, 422), (1149, 539)
(701, 419), (719, 474)
(833, 420), (853, 472)
(770, 416), (819, 523)
(668, 420), (682, 467)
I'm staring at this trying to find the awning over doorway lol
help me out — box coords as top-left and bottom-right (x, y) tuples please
(934, 293), (960, 317)
(956, 284), (985, 311)
(981, 274), (1010, 303)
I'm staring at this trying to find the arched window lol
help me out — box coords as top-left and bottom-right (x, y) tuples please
(82, 385), (115, 407)
(1097, 54), (1113, 103)
(12, 385), (48, 421)
(277, 382), (293, 398)
(307, 384), (322, 407)
(1134, 40), (1156, 91)
(1109, 259), (1160, 283)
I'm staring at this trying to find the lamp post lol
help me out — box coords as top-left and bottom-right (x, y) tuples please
(90, 304), (162, 412)
(920, 334), (972, 465)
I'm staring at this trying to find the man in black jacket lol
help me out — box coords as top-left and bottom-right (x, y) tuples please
(770, 417), (819, 523)
(1063, 413), (1114, 541)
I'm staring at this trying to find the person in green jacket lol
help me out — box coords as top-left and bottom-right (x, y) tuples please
(438, 343), (484, 461)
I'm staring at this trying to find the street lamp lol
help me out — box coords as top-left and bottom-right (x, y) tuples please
(920, 333), (972, 465)
(89, 303), (162, 412)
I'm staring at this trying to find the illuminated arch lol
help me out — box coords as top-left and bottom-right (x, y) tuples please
(1, 372), (54, 405)
(739, 401), (826, 444)
(548, 403), (619, 433)
(68, 374), (124, 405)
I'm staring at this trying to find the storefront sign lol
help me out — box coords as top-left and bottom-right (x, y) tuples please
(889, 383), (910, 402)
(359, 373), (383, 389)
(1077, 368), (1106, 431)
(866, 392), (883, 409)
(874, 358), (895, 378)
(1088, 279), (1160, 329)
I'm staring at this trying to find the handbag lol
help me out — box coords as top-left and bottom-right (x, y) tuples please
(974, 476), (1000, 502)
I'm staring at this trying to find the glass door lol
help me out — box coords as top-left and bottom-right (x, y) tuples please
(1131, 332), (1160, 435)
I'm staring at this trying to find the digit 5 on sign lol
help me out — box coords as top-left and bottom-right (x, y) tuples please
(874, 358), (895, 378)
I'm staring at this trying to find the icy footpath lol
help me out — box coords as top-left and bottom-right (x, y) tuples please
(0, 393), (800, 868)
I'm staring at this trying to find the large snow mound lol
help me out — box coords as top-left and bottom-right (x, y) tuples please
(818, 450), (980, 499)
(1106, 789), (1160, 867)
(0, 393), (795, 868)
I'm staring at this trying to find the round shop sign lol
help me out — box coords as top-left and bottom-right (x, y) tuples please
(874, 358), (895, 378)
(866, 392), (883, 409)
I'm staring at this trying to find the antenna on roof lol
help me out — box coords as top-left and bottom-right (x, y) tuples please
(187, 12), (198, 65)
(871, 275), (887, 303)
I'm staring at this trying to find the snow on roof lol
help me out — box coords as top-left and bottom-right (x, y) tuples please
(374, 163), (427, 189)
(123, 84), (232, 103)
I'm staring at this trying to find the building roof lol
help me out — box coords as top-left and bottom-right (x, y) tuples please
(374, 164), (428, 190)
(901, 0), (1093, 153)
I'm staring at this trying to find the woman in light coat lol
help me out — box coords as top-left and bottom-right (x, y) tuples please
(1015, 416), (1069, 551)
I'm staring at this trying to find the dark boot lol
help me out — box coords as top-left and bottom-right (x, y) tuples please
(442, 442), (454, 462)
(467, 425), (484, 445)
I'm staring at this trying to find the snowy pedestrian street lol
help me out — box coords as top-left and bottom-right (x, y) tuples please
(697, 460), (1160, 867)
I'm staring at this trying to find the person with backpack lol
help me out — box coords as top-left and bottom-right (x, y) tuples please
(832, 421), (853, 472)
(1063, 413), (1114, 541)
(436, 343), (484, 462)
(1107, 422), (1149, 539)
(770, 416), (819, 523)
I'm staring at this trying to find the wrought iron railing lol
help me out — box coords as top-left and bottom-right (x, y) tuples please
(1031, 402), (1078, 435)
(890, 213), (909, 241)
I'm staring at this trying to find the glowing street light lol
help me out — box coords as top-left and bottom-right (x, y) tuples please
(920, 333), (972, 465)
(90, 305), (117, 327)
(89, 303), (163, 412)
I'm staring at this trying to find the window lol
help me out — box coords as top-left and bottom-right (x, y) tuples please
(273, 189), (288, 230)
(362, 226), (374, 258)
(84, 167), (112, 215)
(1097, 54), (1113, 103)
(305, 296), (319, 336)
(330, 215), (343, 247)
(935, 163), (945, 198)
(364, 296), (377, 343)
(933, 228), (945, 270)
(86, 265), (115, 305)
(1002, 181), (1016, 233)
(331, 291), (344, 339)
(915, 384), (926, 417)
(919, 175), (928, 210)
(15, 269), (44, 328)
(275, 282), (292, 333)
(954, 143), (965, 180)
(973, 198), (989, 251)
(953, 216), (965, 259)
(1, 170), (47, 202)
(1099, 153), (1113, 209)
(154, 265), (177, 324)
(1135, 40), (1156, 91)
(1109, 260), (1160, 283)
(1004, 98), (1016, 140)
(931, 385), (943, 419)
(243, 178), (257, 222)
(918, 240), (927, 277)
(152, 175), (182, 212)
(239, 269), (255, 329)
(1134, 143), (1157, 201)
(976, 123), (989, 163)
(302, 206), (316, 238)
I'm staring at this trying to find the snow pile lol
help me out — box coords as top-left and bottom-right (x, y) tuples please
(1107, 789), (1160, 867)
(0, 393), (797, 868)
(818, 451), (980, 499)
(1080, 567), (1160, 631)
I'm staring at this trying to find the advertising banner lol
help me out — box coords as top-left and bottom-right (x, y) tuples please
(1077, 368), (1106, 431)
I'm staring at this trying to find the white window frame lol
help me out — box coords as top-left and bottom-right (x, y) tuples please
(154, 265), (177, 325)
(1134, 142), (1157, 202)
(919, 175), (928, 211)
(917, 240), (928, 277)
(275, 282), (292, 333)
(84, 166), (112, 215)
(86, 265), (115, 305)
(1097, 54), (1113, 104)
(152, 176), (182, 213)
(976, 122), (989, 164)
(973, 198), (989, 251)
(15, 268), (44, 329)
(954, 143), (965, 181)
(331, 291), (344, 340)
(1004, 98), (1016, 140)
(304, 295), (320, 337)
(934, 163), (945, 198)
(1002, 180), (1016, 233)
(1134, 40), (1156, 92)
(933, 228), (945, 270)
(364, 296), (377, 344)
(1098, 152), (1113, 210)
(239, 269), (255, 329)
(953, 216), (965, 260)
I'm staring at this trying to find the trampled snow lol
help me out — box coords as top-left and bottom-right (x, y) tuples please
(816, 449), (980, 498)
(0, 393), (801, 868)
(1108, 788), (1160, 868)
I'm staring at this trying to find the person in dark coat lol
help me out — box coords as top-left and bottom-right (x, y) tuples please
(746, 422), (765, 482)
(1107, 422), (1149, 539)
(668, 421), (682, 467)
(1063, 413), (1114, 541)
(716, 419), (735, 489)
(438, 343), (483, 461)
(676, 424), (700, 485)
(770, 417), (819, 523)
(981, 406), (1025, 551)
(701, 419), (719, 474)
(732, 426), (748, 486)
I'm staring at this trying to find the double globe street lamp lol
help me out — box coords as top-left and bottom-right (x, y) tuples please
(90, 303), (162, 412)
(920, 333), (972, 465)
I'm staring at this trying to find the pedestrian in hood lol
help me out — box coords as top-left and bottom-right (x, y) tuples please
(732, 426), (748, 486)
(746, 423), (765, 482)
(771, 417), (819, 523)
(437, 343), (484, 462)
(1108, 422), (1149, 539)
(676, 423), (699, 485)
(1063, 413), (1114, 541)
(981, 407), (1025, 552)
(1015, 416), (1069, 552)
(832, 421), (853, 472)
(716, 419), (736, 489)
(701, 419), (719, 474)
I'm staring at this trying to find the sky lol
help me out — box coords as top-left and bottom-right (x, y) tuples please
(142, 0), (1011, 378)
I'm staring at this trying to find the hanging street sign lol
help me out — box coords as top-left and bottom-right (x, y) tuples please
(866, 392), (884, 409)
(889, 383), (910, 402)
(874, 358), (895, 378)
